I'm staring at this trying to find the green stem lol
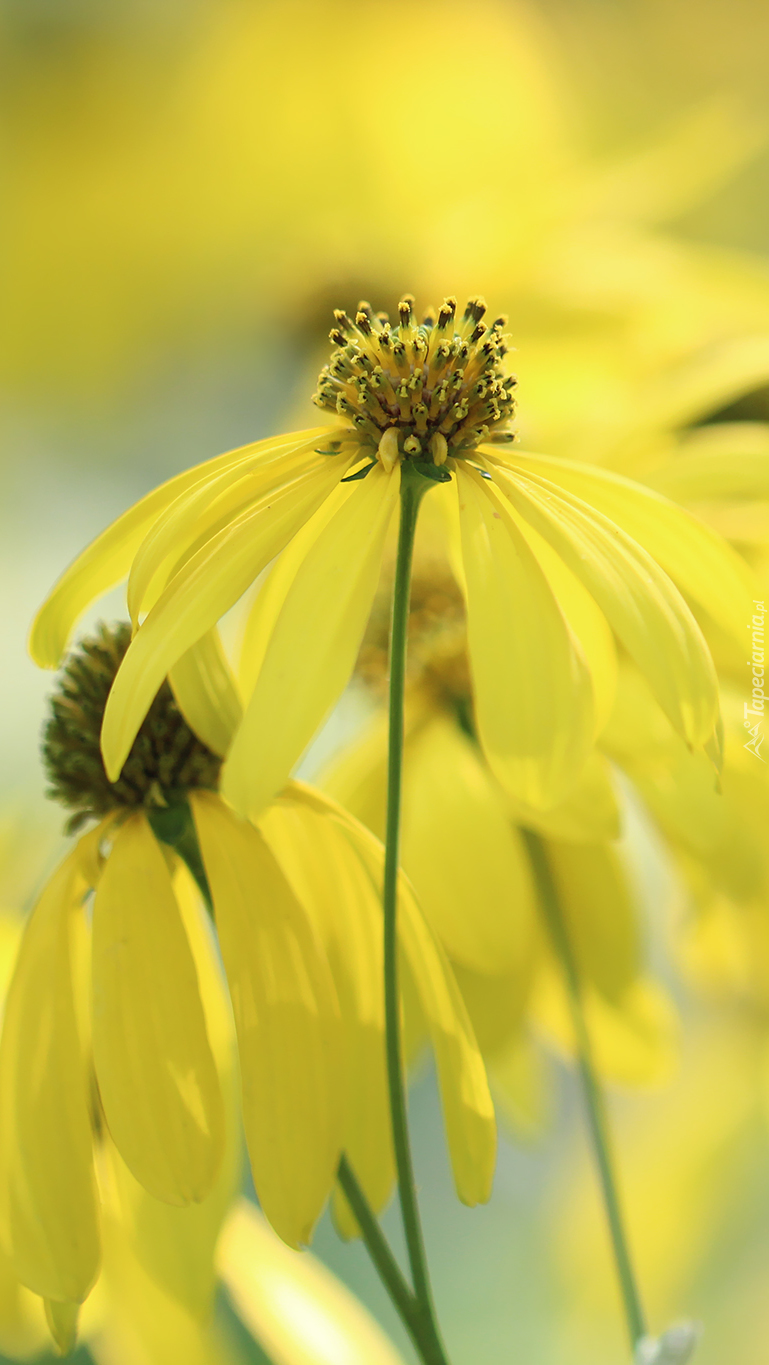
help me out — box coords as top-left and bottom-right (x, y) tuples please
(382, 463), (451, 1365)
(147, 798), (214, 916)
(523, 829), (647, 1354)
(337, 1155), (441, 1361)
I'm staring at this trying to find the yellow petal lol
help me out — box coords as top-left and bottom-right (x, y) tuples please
(286, 783), (497, 1208)
(44, 1299), (80, 1356)
(544, 841), (639, 1003)
(257, 795), (393, 1238)
(0, 1243), (47, 1359)
(489, 460), (719, 749)
(505, 750), (621, 843)
(222, 463), (399, 820)
(108, 861), (242, 1320)
(92, 816), (224, 1206)
(506, 510), (618, 736)
(532, 970), (678, 1086)
(127, 432), (334, 624)
(505, 449), (760, 648)
(644, 421), (769, 503)
(455, 463), (593, 810)
(400, 714), (537, 975)
(218, 1198), (408, 1365)
(237, 479), (355, 700)
(191, 792), (343, 1248)
(29, 429), (318, 669)
(168, 628), (243, 757)
(101, 455), (348, 782)
(0, 850), (99, 1302)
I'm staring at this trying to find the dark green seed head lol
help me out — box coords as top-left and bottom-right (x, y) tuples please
(43, 622), (222, 834)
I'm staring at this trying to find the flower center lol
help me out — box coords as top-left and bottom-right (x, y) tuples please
(43, 623), (222, 833)
(313, 295), (516, 468)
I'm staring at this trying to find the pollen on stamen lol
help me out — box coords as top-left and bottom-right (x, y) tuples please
(312, 294), (517, 470)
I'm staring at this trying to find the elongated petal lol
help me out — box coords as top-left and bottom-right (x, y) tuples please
(191, 793), (343, 1248)
(109, 862), (242, 1320)
(223, 463), (400, 819)
(257, 795), (393, 1237)
(488, 461), (719, 748)
(101, 455), (348, 781)
(0, 849), (99, 1302)
(128, 434), (334, 624)
(645, 422), (769, 502)
(456, 463), (593, 810)
(219, 1198), (407, 1365)
(544, 841), (639, 1003)
(286, 782), (497, 1207)
(238, 481), (354, 699)
(29, 429), (320, 669)
(401, 715), (536, 975)
(92, 816), (224, 1206)
(169, 628), (243, 757)
(500, 450), (759, 645)
(505, 750), (621, 844)
(506, 512), (618, 735)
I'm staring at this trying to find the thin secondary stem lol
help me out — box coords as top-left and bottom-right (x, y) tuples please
(523, 829), (647, 1353)
(382, 465), (450, 1365)
(337, 1156), (433, 1359)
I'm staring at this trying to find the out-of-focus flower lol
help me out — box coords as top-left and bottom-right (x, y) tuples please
(0, 620), (493, 1330)
(30, 297), (741, 832)
(320, 551), (678, 1104)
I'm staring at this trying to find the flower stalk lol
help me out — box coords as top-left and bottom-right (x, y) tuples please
(380, 461), (451, 1365)
(523, 828), (648, 1355)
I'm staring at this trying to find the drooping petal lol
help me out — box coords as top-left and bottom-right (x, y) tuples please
(237, 480), (354, 699)
(92, 816), (224, 1206)
(101, 454), (350, 781)
(222, 463), (400, 820)
(0, 849), (99, 1302)
(168, 628), (243, 758)
(505, 750), (621, 844)
(218, 1198), (408, 1365)
(498, 449), (759, 646)
(488, 461), (719, 749)
(190, 792), (343, 1248)
(287, 782), (497, 1208)
(257, 793), (393, 1237)
(108, 862), (242, 1321)
(400, 715), (537, 976)
(455, 462), (594, 810)
(29, 429), (323, 669)
(506, 510), (618, 735)
(544, 841), (639, 1003)
(127, 434), (335, 624)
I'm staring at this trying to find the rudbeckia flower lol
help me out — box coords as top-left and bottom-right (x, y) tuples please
(31, 295), (745, 821)
(2, 623), (493, 1325)
(322, 557), (678, 1103)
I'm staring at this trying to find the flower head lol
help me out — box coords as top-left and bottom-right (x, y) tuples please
(2, 623), (494, 1316)
(30, 295), (744, 825)
(43, 621), (221, 832)
(313, 294), (516, 469)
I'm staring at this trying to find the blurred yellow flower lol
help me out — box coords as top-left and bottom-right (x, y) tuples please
(321, 557), (678, 1101)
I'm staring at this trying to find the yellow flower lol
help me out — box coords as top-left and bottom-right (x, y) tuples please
(1, 622), (493, 1323)
(31, 296), (741, 822)
(322, 559), (678, 1100)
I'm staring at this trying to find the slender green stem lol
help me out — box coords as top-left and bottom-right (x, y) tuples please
(522, 829), (647, 1353)
(337, 1155), (437, 1360)
(148, 798), (214, 916)
(382, 463), (450, 1365)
